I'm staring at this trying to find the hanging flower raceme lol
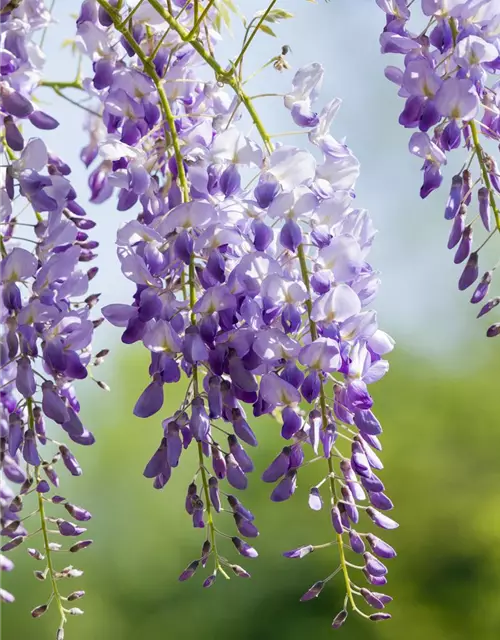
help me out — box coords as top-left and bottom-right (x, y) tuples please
(1, 2), (103, 636)
(72, 0), (396, 626)
(375, 0), (500, 337)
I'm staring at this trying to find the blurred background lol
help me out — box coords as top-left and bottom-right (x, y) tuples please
(2, 1), (500, 639)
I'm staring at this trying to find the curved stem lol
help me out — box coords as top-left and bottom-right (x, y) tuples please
(28, 398), (67, 632)
(469, 120), (500, 232)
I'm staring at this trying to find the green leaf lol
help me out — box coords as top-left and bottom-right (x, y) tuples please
(258, 24), (277, 37)
(263, 8), (294, 23)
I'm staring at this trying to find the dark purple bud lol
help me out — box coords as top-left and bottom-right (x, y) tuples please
(283, 545), (314, 559)
(22, 429), (40, 466)
(478, 187), (491, 231)
(228, 435), (253, 473)
(441, 119), (461, 150)
(332, 609), (348, 629)
(43, 464), (59, 487)
(208, 376), (222, 418)
(64, 503), (92, 522)
(353, 409), (382, 436)
(444, 175), (463, 220)
(369, 613), (391, 621)
(360, 473), (385, 493)
(366, 534), (397, 559)
(281, 407), (302, 439)
(1, 88), (33, 117)
(133, 376), (164, 418)
(185, 483), (197, 515)
(227, 495), (255, 521)
(4, 116), (24, 151)
(340, 459), (356, 483)
(174, 230), (193, 264)
(69, 540), (93, 553)
(234, 513), (259, 538)
(364, 552), (388, 576)
(178, 560), (199, 582)
(254, 174), (280, 208)
(458, 252), (479, 290)
(471, 271), (491, 304)
(300, 580), (324, 601)
(67, 591), (86, 601)
(59, 445), (82, 477)
(367, 508), (399, 530)
(36, 480), (50, 494)
(226, 454), (248, 490)
(447, 205), (466, 249)
(41, 382), (69, 424)
(208, 476), (221, 512)
(351, 441), (371, 477)
(454, 225), (473, 264)
(232, 536), (258, 558)
(220, 164), (241, 196)
(270, 470), (297, 502)
(196, 571), (214, 589)
(252, 219), (273, 251)
(262, 447), (291, 482)
(363, 568), (388, 586)
(301, 370), (320, 403)
(331, 506), (343, 534)
(361, 588), (385, 610)
(164, 421), (181, 467)
(349, 530), (365, 554)
(29, 110), (59, 130)
(369, 491), (394, 511)
(487, 323), (500, 338)
(280, 219), (302, 252)
(57, 520), (86, 537)
(231, 409), (258, 447)
(478, 297), (500, 318)
(1, 536), (25, 552)
(211, 444), (226, 479)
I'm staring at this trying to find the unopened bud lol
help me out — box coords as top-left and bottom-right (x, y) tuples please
(1, 535), (24, 552)
(34, 570), (47, 581)
(27, 548), (45, 561)
(31, 604), (48, 618)
(69, 540), (93, 553)
(332, 609), (348, 629)
(178, 559), (199, 582)
(68, 607), (84, 616)
(230, 564), (250, 578)
(96, 380), (110, 391)
(67, 590), (85, 601)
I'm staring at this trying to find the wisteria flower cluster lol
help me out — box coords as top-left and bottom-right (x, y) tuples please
(1, 1), (104, 637)
(376, 0), (500, 337)
(2, 0), (495, 637)
(72, 0), (396, 628)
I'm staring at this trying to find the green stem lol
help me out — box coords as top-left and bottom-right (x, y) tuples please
(232, 0), (277, 74)
(28, 398), (67, 631)
(298, 244), (355, 610)
(39, 80), (84, 90)
(469, 120), (500, 232)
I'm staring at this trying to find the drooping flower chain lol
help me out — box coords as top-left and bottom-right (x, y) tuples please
(375, 0), (500, 337)
(74, 0), (397, 627)
(1, 1), (103, 636)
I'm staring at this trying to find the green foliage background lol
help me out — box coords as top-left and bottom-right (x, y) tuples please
(2, 346), (499, 639)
